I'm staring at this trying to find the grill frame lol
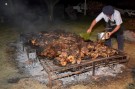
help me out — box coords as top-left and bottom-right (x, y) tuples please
(40, 52), (128, 88)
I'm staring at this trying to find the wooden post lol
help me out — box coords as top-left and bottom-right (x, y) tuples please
(84, 0), (87, 16)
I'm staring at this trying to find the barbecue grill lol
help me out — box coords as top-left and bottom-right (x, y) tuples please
(20, 31), (129, 88)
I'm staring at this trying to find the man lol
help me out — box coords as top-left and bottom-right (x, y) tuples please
(87, 5), (125, 51)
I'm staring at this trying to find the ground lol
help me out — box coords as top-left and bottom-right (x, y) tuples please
(0, 17), (135, 89)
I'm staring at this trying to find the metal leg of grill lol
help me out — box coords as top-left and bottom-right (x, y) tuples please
(92, 62), (95, 76)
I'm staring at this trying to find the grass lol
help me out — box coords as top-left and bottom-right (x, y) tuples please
(0, 24), (19, 89)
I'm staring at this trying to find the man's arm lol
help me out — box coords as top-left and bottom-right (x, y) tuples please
(87, 19), (97, 33)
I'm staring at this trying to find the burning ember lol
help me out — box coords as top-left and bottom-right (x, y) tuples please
(23, 31), (119, 66)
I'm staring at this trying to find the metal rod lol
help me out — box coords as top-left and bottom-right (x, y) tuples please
(92, 62), (95, 76)
(40, 60), (53, 88)
(52, 66), (93, 80)
(53, 55), (127, 72)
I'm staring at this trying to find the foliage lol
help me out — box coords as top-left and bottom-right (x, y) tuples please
(79, 32), (90, 40)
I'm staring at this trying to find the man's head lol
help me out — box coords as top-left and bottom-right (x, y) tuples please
(102, 5), (114, 16)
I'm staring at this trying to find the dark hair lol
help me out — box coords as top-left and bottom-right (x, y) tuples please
(102, 5), (114, 15)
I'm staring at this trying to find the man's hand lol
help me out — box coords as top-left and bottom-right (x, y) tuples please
(87, 29), (92, 34)
(87, 19), (97, 34)
(108, 32), (113, 37)
(106, 32), (113, 39)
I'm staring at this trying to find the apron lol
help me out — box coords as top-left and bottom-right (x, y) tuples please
(105, 19), (125, 51)
(106, 20), (124, 37)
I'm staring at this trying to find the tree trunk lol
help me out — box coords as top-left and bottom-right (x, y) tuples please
(84, 0), (87, 16)
(48, 4), (54, 22)
(43, 0), (60, 22)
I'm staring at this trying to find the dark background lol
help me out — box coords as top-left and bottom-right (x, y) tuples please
(17, 0), (135, 9)
(0, 0), (135, 32)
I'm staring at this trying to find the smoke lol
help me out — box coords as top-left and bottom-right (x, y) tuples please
(0, 0), (48, 32)
(1, 0), (65, 33)
(12, 1), (48, 33)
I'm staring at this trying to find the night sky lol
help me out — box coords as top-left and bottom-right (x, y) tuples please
(26, 0), (135, 9)
(6, 0), (131, 10)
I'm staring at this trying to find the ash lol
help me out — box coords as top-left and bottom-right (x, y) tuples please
(59, 65), (124, 86)
(15, 41), (125, 86)
(15, 42), (48, 83)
